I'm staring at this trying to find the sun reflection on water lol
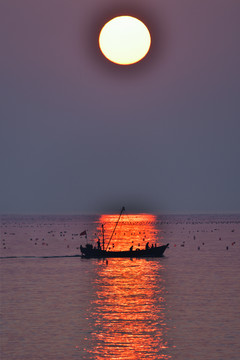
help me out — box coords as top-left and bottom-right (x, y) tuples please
(95, 213), (164, 251)
(87, 214), (171, 359)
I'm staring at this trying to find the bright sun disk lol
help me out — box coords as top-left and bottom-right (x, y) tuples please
(99, 16), (151, 65)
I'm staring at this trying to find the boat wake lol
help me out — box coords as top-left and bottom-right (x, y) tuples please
(0, 255), (81, 259)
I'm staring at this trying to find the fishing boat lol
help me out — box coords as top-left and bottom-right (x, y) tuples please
(80, 207), (169, 259)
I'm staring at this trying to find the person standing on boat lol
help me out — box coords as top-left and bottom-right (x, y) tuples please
(130, 245), (133, 252)
(97, 238), (101, 250)
(146, 242), (149, 250)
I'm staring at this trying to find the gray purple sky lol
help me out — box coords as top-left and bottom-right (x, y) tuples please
(1, 0), (240, 214)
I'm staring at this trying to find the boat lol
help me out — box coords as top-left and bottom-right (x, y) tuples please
(80, 207), (169, 259)
(80, 243), (169, 258)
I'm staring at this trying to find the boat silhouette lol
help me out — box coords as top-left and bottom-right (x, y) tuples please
(80, 207), (169, 258)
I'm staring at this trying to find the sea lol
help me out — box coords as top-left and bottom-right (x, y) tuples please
(1, 213), (240, 360)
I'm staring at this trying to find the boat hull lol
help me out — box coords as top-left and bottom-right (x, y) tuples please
(80, 244), (169, 259)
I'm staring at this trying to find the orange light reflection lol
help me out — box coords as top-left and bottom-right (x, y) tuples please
(88, 214), (171, 360)
(96, 214), (163, 251)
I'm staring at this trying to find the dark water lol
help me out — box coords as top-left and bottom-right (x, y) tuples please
(1, 214), (240, 359)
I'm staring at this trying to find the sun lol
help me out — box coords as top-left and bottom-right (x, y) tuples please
(99, 16), (151, 65)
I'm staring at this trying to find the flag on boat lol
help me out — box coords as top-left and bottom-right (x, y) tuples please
(80, 230), (87, 236)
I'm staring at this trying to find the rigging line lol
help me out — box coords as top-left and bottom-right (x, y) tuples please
(106, 206), (125, 251)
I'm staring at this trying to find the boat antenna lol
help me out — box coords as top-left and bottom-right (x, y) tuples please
(106, 206), (125, 251)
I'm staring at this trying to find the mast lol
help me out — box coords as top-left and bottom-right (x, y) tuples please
(106, 206), (125, 251)
(102, 224), (105, 251)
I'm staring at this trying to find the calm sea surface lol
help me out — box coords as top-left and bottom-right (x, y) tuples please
(1, 214), (240, 359)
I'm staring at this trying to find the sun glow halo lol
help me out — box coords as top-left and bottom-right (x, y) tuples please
(99, 16), (151, 65)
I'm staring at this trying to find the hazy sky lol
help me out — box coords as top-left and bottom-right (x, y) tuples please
(1, 0), (239, 214)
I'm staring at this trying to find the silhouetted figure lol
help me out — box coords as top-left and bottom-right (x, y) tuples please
(146, 242), (149, 250)
(130, 245), (133, 251)
(97, 239), (101, 250)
